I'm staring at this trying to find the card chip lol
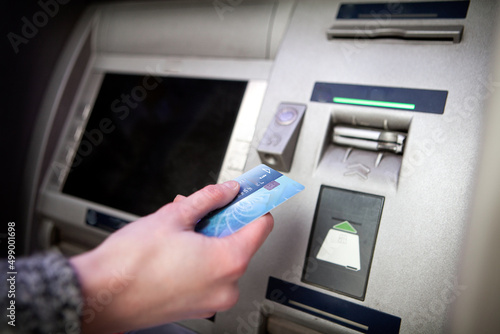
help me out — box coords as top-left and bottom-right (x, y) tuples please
(264, 180), (280, 190)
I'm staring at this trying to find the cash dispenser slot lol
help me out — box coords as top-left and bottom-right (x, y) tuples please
(266, 277), (401, 334)
(266, 316), (324, 334)
(327, 25), (464, 43)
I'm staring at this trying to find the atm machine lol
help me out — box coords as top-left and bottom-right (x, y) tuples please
(24, 1), (500, 333)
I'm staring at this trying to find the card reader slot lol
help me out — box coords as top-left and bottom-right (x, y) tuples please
(333, 125), (406, 154)
(327, 25), (464, 43)
(315, 110), (411, 189)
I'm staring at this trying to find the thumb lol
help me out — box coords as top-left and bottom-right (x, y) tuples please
(166, 181), (240, 230)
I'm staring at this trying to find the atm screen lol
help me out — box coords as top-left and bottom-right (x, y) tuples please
(63, 73), (247, 216)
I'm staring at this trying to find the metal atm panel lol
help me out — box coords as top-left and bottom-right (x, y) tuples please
(225, 1), (497, 333)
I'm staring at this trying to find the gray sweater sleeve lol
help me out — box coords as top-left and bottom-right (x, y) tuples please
(1, 251), (83, 334)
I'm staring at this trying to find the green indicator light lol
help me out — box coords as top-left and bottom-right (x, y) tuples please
(333, 97), (416, 110)
(333, 221), (357, 234)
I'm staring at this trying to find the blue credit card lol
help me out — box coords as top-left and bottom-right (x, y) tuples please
(195, 164), (305, 237)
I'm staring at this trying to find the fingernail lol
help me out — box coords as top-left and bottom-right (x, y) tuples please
(223, 180), (239, 190)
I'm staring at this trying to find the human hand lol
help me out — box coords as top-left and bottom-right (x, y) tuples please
(70, 181), (274, 333)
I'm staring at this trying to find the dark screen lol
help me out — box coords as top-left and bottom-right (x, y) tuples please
(63, 73), (247, 216)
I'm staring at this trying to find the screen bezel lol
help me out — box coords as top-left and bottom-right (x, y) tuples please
(39, 54), (270, 237)
(61, 73), (249, 217)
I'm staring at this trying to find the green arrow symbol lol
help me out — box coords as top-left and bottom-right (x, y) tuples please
(333, 221), (357, 234)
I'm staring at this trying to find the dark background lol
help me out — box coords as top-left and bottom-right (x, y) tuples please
(1, 0), (132, 256)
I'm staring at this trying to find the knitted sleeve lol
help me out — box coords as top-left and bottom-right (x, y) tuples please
(1, 251), (83, 334)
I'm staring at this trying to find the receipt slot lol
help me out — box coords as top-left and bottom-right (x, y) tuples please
(303, 186), (384, 300)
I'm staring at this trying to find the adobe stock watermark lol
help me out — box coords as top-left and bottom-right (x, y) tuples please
(51, 67), (165, 177)
(383, 74), (500, 185)
(7, 0), (71, 54)
(227, 245), (320, 334)
(188, 124), (269, 194)
(339, 3), (405, 62)
(61, 267), (136, 334)
(382, 126), (447, 186)
(213, 0), (244, 21)
(407, 276), (466, 327)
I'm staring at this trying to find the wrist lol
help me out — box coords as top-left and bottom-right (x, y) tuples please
(70, 248), (136, 333)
